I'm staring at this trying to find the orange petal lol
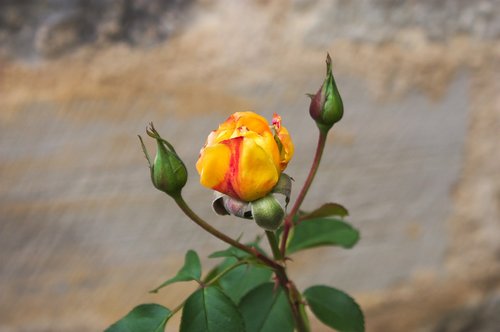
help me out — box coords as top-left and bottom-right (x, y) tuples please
(196, 143), (231, 190)
(276, 125), (294, 170)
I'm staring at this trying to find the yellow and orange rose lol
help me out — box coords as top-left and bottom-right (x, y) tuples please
(196, 111), (294, 202)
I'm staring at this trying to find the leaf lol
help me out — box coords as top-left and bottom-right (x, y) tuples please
(150, 250), (201, 293)
(105, 303), (171, 332)
(203, 257), (237, 285)
(238, 283), (294, 332)
(300, 203), (349, 220)
(286, 218), (359, 254)
(209, 246), (251, 260)
(218, 260), (273, 303)
(180, 286), (245, 332)
(208, 242), (269, 270)
(304, 285), (365, 332)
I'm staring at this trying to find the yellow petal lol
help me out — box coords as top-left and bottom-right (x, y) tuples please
(246, 130), (281, 172)
(234, 112), (271, 135)
(276, 125), (294, 170)
(235, 135), (280, 201)
(196, 143), (230, 189)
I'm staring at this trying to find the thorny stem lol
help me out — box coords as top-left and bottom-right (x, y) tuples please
(173, 195), (280, 270)
(175, 195), (309, 330)
(280, 130), (328, 257)
(266, 230), (310, 332)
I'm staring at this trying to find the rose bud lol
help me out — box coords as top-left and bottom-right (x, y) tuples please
(251, 194), (285, 231)
(196, 111), (294, 202)
(309, 53), (344, 133)
(139, 123), (188, 197)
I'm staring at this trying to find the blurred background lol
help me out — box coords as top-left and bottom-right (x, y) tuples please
(1, 0), (499, 331)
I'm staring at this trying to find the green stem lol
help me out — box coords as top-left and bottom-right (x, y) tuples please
(266, 229), (309, 331)
(273, 269), (310, 332)
(265, 230), (283, 261)
(169, 301), (184, 318)
(280, 130), (328, 256)
(173, 195), (280, 270)
(174, 193), (311, 330)
(160, 299), (185, 327)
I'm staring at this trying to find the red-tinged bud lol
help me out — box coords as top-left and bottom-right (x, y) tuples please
(139, 123), (187, 198)
(309, 53), (344, 133)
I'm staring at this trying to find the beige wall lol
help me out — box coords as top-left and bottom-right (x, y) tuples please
(1, 1), (499, 331)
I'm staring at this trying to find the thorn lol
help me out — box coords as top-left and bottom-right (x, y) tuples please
(283, 256), (293, 262)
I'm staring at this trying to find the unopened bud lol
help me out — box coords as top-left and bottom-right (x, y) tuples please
(309, 53), (344, 133)
(251, 194), (285, 231)
(139, 123), (187, 197)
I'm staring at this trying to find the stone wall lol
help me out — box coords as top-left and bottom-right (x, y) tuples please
(1, 1), (499, 331)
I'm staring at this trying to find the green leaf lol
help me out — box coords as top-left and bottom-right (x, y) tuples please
(180, 286), (245, 332)
(218, 260), (273, 303)
(105, 303), (171, 332)
(300, 203), (349, 220)
(150, 250), (201, 293)
(208, 239), (265, 260)
(238, 283), (294, 332)
(203, 256), (238, 285)
(287, 218), (359, 254)
(304, 285), (364, 332)
(204, 255), (272, 303)
(209, 246), (251, 260)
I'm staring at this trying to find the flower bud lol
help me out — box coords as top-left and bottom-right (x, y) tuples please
(309, 53), (344, 133)
(139, 123), (187, 197)
(196, 112), (294, 202)
(251, 194), (285, 231)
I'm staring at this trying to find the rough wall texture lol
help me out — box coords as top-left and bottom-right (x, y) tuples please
(1, 1), (499, 331)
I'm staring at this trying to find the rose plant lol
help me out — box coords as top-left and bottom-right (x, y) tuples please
(106, 54), (364, 332)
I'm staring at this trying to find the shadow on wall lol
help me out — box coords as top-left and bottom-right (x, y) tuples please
(0, 0), (195, 59)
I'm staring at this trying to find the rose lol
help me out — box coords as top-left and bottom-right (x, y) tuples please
(196, 111), (294, 202)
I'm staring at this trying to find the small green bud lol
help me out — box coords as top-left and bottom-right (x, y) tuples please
(139, 123), (187, 197)
(251, 194), (285, 231)
(309, 53), (344, 133)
